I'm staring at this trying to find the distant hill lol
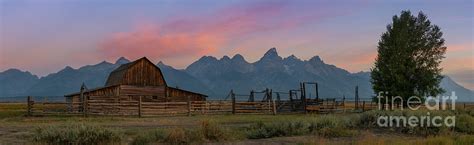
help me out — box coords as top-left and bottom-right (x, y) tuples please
(1, 48), (473, 102)
(0, 69), (39, 96)
(0, 57), (213, 99)
(25, 57), (130, 96)
(440, 76), (474, 102)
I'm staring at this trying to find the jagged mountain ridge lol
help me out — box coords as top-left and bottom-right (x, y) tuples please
(156, 62), (216, 97)
(0, 69), (39, 96)
(185, 48), (372, 100)
(185, 48), (473, 101)
(0, 48), (473, 101)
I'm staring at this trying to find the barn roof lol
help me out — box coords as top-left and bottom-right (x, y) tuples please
(168, 86), (208, 97)
(104, 57), (168, 86)
(64, 85), (118, 97)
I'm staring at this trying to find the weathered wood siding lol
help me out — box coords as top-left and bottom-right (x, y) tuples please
(66, 85), (205, 109)
(120, 85), (166, 96)
(123, 59), (166, 86)
(105, 58), (166, 87)
(67, 86), (119, 101)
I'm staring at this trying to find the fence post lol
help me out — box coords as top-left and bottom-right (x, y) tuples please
(187, 96), (191, 116)
(83, 96), (88, 117)
(290, 90), (295, 111)
(43, 97), (47, 114)
(464, 103), (466, 109)
(301, 83), (307, 114)
(355, 86), (359, 110)
(138, 96), (142, 118)
(272, 99), (277, 115)
(342, 95), (346, 113)
(206, 101), (209, 114)
(315, 83), (319, 101)
(231, 90), (236, 115)
(362, 101), (365, 112)
(27, 96), (32, 116)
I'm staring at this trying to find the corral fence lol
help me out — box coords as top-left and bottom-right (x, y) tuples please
(26, 96), (276, 117)
(25, 96), (474, 117)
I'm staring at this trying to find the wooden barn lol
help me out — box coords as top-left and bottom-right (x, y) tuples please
(64, 57), (207, 111)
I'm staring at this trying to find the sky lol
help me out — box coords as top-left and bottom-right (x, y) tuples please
(0, 0), (473, 89)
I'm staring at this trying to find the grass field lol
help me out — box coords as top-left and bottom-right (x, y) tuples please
(0, 103), (473, 145)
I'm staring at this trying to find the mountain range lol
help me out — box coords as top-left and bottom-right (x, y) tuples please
(1, 48), (473, 102)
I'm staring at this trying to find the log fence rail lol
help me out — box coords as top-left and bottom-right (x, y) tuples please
(25, 96), (474, 117)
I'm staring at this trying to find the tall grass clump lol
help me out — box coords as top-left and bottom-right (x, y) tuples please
(164, 127), (192, 144)
(245, 120), (309, 139)
(198, 120), (231, 141)
(32, 123), (122, 145)
(161, 120), (235, 143)
(358, 110), (390, 128)
(132, 127), (198, 145)
(308, 115), (357, 138)
(131, 129), (167, 145)
(132, 120), (234, 145)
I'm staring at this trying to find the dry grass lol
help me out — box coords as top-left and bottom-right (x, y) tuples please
(32, 123), (123, 144)
(1, 103), (473, 144)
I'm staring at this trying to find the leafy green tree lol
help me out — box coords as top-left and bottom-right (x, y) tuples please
(371, 11), (446, 107)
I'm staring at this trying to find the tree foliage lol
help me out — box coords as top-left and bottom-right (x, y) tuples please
(371, 11), (447, 105)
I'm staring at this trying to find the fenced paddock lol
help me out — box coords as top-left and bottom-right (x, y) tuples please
(25, 96), (474, 117)
(26, 96), (276, 117)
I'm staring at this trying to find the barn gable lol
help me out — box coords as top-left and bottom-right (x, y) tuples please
(105, 57), (167, 87)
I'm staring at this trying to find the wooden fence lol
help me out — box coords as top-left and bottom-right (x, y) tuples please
(26, 96), (474, 117)
(26, 96), (276, 117)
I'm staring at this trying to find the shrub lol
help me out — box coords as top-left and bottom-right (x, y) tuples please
(455, 114), (474, 134)
(32, 123), (122, 145)
(358, 110), (388, 128)
(245, 122), (273, 139)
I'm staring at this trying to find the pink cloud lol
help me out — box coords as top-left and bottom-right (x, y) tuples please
(99, 23), (221, 60)
(442, 42), (474, 71)
(447, 43), (472, 52)
(98, 1), (337, 61)
(331, 50), (377, 72)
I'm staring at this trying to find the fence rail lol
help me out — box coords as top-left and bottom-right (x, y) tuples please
(25, 96), (474, 117)
(26, 96), (278, 117)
